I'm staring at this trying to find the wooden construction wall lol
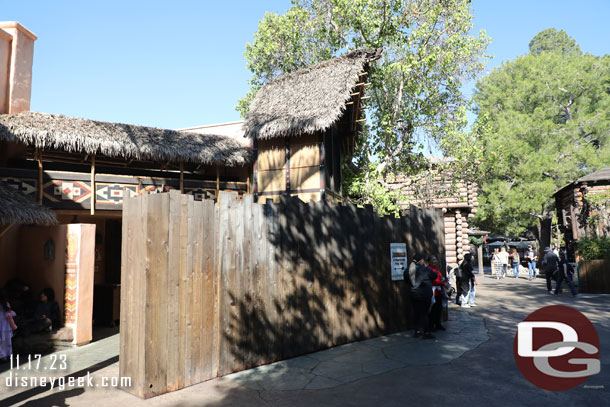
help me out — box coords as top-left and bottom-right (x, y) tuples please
(120, 190), (445, 398)
(578, 259), (610, 293)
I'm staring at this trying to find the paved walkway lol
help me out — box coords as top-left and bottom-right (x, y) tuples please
(1, 273), (609, 406)
(226, 310), (487, 391)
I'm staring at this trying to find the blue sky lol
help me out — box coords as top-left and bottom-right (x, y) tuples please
(3, 0), (610, 131)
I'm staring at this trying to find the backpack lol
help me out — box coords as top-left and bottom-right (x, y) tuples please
(404, 262), (416, 288)
(454, 265), (464, 280)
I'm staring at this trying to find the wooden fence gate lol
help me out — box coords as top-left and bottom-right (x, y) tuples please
(120, 190), (445, 398)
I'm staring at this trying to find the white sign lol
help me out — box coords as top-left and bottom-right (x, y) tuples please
(390, 243), (407, 281)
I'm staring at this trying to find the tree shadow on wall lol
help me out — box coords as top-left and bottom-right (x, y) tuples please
(222, 194), (445, 370)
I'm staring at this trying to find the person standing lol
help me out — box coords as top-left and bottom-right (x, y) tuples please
(427, 256), (446, 331)
(0, 290), (18, 362)
(409, 255), (438, 339)
(541, 247), (560, 295)
(555, 251), (578, 296)
(499, 247), (509, 278)
(459, 253), (477, 307)
(510, 248), (521, 279)
(492, 248), (503, 279)
(525, 245), (537, 280)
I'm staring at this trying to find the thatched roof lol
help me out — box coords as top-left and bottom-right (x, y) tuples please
(0, 182), (57, 225)
(0, 111), (253, 166)
(244, 49), (380, 140)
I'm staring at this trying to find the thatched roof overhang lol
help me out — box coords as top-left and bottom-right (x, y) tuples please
(0, 182), (57, 225)
(244, 49), (381, 140)
(0, 111), (253, 167)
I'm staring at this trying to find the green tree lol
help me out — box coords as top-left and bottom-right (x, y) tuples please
(528, 28), (581, 55)
(473, 30), (610, 236)
(239, 0), (489, 214)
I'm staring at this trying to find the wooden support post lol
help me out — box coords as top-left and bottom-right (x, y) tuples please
(215, 166), (220, 201)
(246, 174), (250, 194)
(478, 244), (484, 278)
(90, 155), (96, 215)
(179, 162), (184, 193)
(37, 149), (43, 204)
(0, 223), (16, 239)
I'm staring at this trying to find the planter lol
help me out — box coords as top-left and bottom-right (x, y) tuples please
(578, 259), (610, 293)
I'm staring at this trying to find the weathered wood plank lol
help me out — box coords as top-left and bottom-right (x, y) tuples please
(217, 191), (239, 375)
(166, 190), (183, 391)
(189, 197), (203, 384)
(144, 192), (169, 397)
(242, 194), (256, 369)
(200, 198), (217, 380)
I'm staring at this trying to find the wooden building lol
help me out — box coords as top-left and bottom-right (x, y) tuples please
(0, 111), (253, 342)
(0, 20), (254, 343)
(386, 159), (479, 265)
(554, 167), (610, 255)
(245, 49), (381, 203)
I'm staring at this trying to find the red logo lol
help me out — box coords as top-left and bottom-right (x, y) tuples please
(513, 305), (600, 391)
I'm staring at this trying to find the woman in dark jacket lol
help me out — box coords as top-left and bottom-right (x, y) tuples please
(409, 255), (439, 339)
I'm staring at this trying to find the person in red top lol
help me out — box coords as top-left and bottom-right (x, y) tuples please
(427, 256), (446, 332)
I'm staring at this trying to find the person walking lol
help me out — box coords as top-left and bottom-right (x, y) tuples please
(409, 255), (438, 339)
(555, 251), (578, 296)
(492, 248), (503, 279)
(510, 248), (521, 279)
(525, 245), (537, 280)
(499, 247), (509, 278)
(541, 247), (560, 295)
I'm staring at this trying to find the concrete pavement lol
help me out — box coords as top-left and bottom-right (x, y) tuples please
(1, 273), (608, 406)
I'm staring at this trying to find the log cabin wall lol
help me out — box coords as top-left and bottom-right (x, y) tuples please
(556, 180), (610, 255)
(389, 174), (479, 266)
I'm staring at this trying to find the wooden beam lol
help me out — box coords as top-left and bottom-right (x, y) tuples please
(246, 174), (250, 194)
(37, 149), (43, 204)
(216, 166), (220, 201)
(54, 209), (123, 219)
(90, 155), (95, 215)
(0, 223), (16, 239)
(180, 162), (184, 192)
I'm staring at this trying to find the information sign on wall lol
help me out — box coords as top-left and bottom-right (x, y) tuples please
(390, 243), (407, 281)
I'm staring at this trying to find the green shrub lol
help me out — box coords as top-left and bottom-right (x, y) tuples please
(579, 237), (610, 261)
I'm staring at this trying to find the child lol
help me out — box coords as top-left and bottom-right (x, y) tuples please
(0, 289), (18, 361)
